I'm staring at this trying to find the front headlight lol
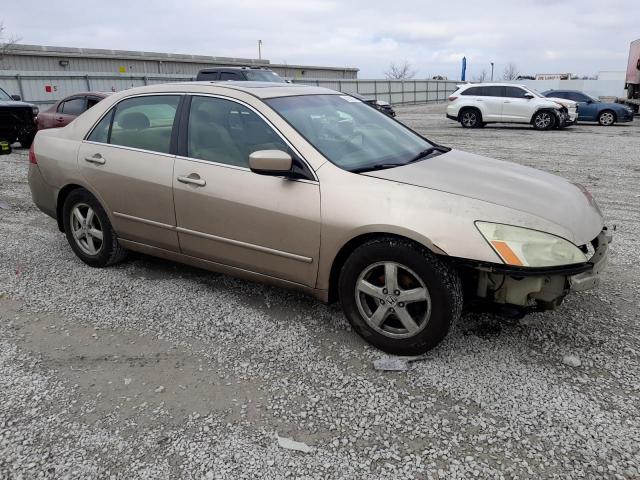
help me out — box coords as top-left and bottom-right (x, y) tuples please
(476, 222), (587, 267)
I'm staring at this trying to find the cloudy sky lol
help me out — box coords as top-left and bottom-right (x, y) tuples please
(2, 0), (638, 79)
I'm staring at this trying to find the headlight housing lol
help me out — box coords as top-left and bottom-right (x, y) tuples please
(476, 222), (587, 267)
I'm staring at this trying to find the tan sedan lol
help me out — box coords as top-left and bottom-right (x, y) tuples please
(28, 82), (610, 354)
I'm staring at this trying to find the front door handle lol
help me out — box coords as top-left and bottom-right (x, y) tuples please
(503, 100), (512, 104)
(85, 154), (105, 165)
(177, 174), (206, 187)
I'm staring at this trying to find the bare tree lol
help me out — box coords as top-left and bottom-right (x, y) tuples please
(384, 61), (416, 80)
(502, 62), (519, 80)
(0, 22), (20, 62)
(472, 69), (488, 83)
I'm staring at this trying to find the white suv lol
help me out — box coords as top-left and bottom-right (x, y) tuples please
(446, 83), (578, 130)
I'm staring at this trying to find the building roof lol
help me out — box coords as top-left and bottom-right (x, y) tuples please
(7, 43), (359, 73)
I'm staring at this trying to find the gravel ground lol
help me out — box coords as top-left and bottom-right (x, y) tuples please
(1, 105), (639, 479)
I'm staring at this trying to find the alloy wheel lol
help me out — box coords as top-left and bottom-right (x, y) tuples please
(599, 112), (614, 126)
(462, 111), (477, 127)
(535, 112), (552, 129)
(354, 261), (431, 339)
(70, 203), (104, 255)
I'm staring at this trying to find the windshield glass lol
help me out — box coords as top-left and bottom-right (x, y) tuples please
(0, 88), (11, 101)
(266, 94), (434, 172)
(245, 70), (286, 83)
(524, 87), (545, 98)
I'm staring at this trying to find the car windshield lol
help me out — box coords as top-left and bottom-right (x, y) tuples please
(0, 88), (11, 101)
(266, 94), (436, 172)
(524, 87), (545, 98)
(244, 70), (286, 83)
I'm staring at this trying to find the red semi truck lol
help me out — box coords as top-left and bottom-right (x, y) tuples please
(623, 39), (640, 111)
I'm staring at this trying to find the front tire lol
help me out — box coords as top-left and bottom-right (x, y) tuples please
(598, 110), (616, 126)
(62, 189), (127, 267)
(19, 134), (35, 148)
(532, 110), (556, 130)
(338, 237), (463, 355)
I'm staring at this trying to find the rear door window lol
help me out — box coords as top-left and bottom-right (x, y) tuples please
(198, 71), (219, 81)
(88, 95), (180, 154)
(484, 86), (505, 97)
(220, 71), (242, 81)
(60, 97), (86, 115)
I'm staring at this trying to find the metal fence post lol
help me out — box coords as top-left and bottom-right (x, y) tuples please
(401, 80), (405, 105)
(16, 74), (25, 101)
(414, 81), (417, 105)
(388, 80), (392, 104)
(85, 74), (91, 91)
(316, 79), (320, 87)
(143, 76), (149, 86)
(374, 80), (377, 101)
(338, 80), (342, 93)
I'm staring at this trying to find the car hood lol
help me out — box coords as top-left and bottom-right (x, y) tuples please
(545, 97), (577, 108)
(364, 149), (603, 245)
(0, 100), (35, 108)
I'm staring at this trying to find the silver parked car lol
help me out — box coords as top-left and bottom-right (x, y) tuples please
(28, 81), (611, 354)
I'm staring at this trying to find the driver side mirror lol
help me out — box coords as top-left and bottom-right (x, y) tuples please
(524, 93), (534, 99)
(11, 94), (21, 101)
(249, 150), (293, 177)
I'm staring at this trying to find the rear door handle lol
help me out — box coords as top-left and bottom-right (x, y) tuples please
(177, 174), (206, 187)
(503, 101), (512, 104)
(85, 154), (105, 165)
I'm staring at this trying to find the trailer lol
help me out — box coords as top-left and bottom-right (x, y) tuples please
(620, 39), (640, 112)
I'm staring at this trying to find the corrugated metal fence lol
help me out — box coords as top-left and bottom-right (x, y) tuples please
(0, 71), (458, 109)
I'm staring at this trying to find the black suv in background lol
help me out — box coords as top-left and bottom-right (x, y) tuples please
(196, 66), (286, 83)
(0, 87), (39, 147)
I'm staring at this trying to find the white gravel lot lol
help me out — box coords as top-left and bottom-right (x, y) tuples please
(0, 105), (639, 479)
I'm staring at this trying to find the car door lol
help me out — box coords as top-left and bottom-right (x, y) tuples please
(474, 86), (504, 121)
(54, 96), (87, 127)
(570, 92), (598, 121)
(172, 95), (321, 287)
(502, 86), (533, 122)
(78, 94), (183, 252)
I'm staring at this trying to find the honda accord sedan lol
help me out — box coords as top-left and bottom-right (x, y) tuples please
(28, 81), (611, 355)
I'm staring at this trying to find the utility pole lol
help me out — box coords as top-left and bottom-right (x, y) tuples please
(258, 40), (262, 60)
(490, 62), (494, 81)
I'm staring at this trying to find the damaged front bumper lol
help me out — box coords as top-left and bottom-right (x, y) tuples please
(464, 227), (612, 312)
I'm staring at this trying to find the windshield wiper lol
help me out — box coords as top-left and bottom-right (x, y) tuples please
(408, 146), (448, 164)
(351, 163), (407, 173)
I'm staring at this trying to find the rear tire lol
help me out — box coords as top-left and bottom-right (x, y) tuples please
(459, 108), (482, 128)
(338, 237), (463, 355)
(598, 110), (616, 126)
(532, 110), (556, 130)
(19, 135), (35, 148)
(62, 189), (127, 268)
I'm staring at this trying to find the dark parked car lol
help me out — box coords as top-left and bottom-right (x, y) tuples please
(348, 92), (396, 117)
(37, 92), (110, 130)
(542, 90), (635, 126)
(196, 66), (286, 83)
(0, 87), (38, 147)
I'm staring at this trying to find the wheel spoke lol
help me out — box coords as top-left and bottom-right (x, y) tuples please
(72, 228), (84, 240)
(88, 228), (103, 241)
(395, 307), (420, 334)
(369, 305), (389, 327)
(72, 207), (85, 225)
(85, 208), (95, 227)
(399, 287), (428, 303)
(357, 279), (385, 300)
(85, 235), (97, 254)
(384, 263), (398, 292)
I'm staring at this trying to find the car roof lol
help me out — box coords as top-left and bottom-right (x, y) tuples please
(199, 66), (273, 72)
(62, 92), (112, 99)
(460, 83), (529, 88)
(166, 81), (340, 99)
